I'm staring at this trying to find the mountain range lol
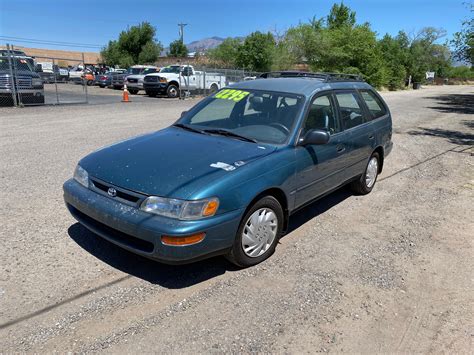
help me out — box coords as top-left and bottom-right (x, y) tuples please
(186, 36), (226, 52)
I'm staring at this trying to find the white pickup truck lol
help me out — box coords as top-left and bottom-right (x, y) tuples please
(143, 65), (226, 98)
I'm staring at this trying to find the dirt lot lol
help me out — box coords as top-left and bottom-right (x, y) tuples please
(0, 85), (473, 353)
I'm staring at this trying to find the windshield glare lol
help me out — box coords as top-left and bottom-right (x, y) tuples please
(178, 89), (304, 144)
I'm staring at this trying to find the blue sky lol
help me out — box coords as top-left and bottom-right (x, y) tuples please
(0, 0), (469, 52)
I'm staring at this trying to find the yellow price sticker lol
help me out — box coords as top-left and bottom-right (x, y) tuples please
(214, 89), (250, 102)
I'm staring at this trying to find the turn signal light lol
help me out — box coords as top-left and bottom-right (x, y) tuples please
(161, 233), (206, 246)
(203, 200), (219, 217)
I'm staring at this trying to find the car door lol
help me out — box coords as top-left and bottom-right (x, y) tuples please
(333, 90), (375, 180)
(294, 93), (351, 208)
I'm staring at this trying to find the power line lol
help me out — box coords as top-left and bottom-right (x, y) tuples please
(0, 36), (104, 49)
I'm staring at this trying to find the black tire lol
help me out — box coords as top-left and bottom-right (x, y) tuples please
(209, 83), (218, 94)
(226, 196), (284, 267)
(87, 80), (94, 86)
(146, 90), (157, 97)
(167, 84), (179, 98)
(350, 152), (380, 195)
(128, 89), (138, 95)
(99, 84), (105, 88)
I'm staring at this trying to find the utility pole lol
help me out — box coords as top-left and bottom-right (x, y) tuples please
(178, 23), (187, 43)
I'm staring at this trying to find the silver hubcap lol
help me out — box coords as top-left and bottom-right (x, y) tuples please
(169, 87), (177, 97)
(242, 208), (278, 258)
(365, 157), (378, 188)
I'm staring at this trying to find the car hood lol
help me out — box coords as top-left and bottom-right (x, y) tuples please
(80, 127), (275, 198)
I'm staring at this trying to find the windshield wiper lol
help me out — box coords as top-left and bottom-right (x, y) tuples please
(203, 128), (257, 143)
(173, 123), (207, 135)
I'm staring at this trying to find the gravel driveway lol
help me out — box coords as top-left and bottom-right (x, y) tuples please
(0, 85), (472, 353)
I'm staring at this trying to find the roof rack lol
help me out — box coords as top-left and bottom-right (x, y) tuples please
(259, 71), (364, 82)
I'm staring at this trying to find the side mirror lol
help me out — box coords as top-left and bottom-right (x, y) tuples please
(300, 129), (330, 146)
(180, 111), (188, 118)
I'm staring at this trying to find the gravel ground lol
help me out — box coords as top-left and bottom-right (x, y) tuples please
(0, 85), (473, 353)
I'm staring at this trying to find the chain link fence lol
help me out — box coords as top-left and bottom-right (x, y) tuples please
(175, 64), (262, 99)
(1, 43), (263, 107)
(1, 44), (89, 107)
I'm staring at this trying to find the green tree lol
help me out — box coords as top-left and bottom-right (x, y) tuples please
(379, 32), (410, 89)
(236, 31), (276, 71)
(451, 3), (473, 65)
(208, 38), (242, 67)
(101, 22), (163, 67)
(327, 2), (356, 29)
(168, 40), (188, 57)
(407, 27), (451, 82)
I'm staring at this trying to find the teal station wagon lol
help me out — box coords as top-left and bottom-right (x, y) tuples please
(64, 72), (393, 267)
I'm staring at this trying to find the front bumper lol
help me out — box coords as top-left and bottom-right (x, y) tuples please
(125, 82), (143, 89)
(143, 82), (168, 92)
(63, 179), (242, 264)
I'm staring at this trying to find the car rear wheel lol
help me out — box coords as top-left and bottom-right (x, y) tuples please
(128, 89), (138, 95)
(226, 196), (283, 267)
(350, 152), (380, 195)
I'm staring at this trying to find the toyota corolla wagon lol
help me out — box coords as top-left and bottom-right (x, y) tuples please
(64, 71), (393, 267)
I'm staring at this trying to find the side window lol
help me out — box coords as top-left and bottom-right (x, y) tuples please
(360, 90), (387, 119)
(335, 92), (365, 130)
(303, 95), (339, 135)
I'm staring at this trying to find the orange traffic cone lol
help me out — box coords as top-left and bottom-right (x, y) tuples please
(122, 84), (130, 102)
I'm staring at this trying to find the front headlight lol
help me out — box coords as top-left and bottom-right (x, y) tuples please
(140, 196), (219, 220)
(73, 165), (89, 188)
(159, 77), (167, 83)
(32, 78), (43, 86)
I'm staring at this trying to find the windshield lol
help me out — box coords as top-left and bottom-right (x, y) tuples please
(0, 57), (34, 72)
(160, 66), (181, 74)
(128, 68), (143, 75)
(142, 68), (156, 75)
(178, 89), (304, 144)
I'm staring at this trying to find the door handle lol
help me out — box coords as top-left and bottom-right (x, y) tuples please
(368, 134), (375, 140)
(336, 144), (345, 153)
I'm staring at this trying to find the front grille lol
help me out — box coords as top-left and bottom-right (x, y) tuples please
(68, 204), (154, 253)
(90, 178), (143, 204)
(144, 76), (158, 82)
(16, 76), (32, 89)
(0, 76), (10, 86)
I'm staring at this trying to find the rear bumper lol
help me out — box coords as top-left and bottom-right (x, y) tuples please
(63, 179), (242, 264)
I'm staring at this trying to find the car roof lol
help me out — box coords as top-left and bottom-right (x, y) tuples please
(229, 77), (373, 97)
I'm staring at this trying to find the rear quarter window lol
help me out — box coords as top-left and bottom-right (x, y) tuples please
(360, 90), (387, 119)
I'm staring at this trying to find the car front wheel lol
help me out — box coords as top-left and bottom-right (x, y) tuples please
(350, 152), (380, 195)
(226, 196), (283, 267)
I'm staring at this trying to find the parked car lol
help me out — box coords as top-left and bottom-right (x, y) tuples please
(63, 72), (392, 266)
(35, 63), (69, 83)
(143, 65), (226, 98)
(111, 65), (155, 89)
(0, 55), (44, 105)
(96, 69), (126, 88)
(124, 67), (159, 94)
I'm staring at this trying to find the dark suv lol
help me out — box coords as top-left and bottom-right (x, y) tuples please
(64, 71), (392, 267)
(0, 56), (44, 106)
